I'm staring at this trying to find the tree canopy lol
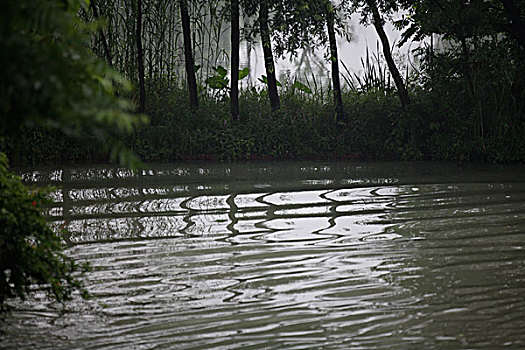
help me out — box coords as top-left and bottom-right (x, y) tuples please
(0, 0), (146, 167)
(0, 0), (148, 309)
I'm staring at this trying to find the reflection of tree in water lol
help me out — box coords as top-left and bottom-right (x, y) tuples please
(61, 168), (74, 247)
(23, 163), (525, 348)
(226, 193), (239, 235)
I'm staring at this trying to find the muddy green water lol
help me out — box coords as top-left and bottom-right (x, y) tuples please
(2, 161), (525, 349)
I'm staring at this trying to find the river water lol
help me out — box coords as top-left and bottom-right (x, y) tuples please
(2, 161), (525, 349)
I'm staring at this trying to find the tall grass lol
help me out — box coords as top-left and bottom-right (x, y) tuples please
(341, 42), (394, 94)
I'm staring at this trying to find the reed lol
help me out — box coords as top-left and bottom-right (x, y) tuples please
(341, 42), (394, 94)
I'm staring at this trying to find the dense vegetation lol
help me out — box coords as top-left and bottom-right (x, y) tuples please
(0, 0), (141, 309)
(0, 153), (89, 311)
(3, 0), (523, 164)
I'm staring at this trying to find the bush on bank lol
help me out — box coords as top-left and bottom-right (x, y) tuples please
(0, 153), (89, 312)
(6, 81), (524, 166)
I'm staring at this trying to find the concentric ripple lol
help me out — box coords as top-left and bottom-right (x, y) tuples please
(2, 161), (525, 349)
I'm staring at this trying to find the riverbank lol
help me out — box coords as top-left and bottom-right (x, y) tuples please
(3, 85), (524, 166)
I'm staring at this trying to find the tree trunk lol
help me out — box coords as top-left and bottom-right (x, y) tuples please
(90, 1), (113, 68)
(326, 4), (344, 121)
(230, 0), (240, 121)
(179, 0), (199, 110)
(499, 0), (525, 107)
(259, 2), (280, 113)
(458, 33), (475, 99)
(136, 0), (146, 113)
(367, 0), (410, 109)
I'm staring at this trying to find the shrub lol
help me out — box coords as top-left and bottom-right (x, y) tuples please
(0, 153), (88, 312)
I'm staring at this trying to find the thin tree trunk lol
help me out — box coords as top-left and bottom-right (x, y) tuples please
(125, 4), (131, 79)
(457, 30), (483, 137)
(136, 0), (146, 113)
(367, 0), (409, 109)
(230, 0), (240, 121)
(148, 44), (153, 82)
(458, 33), (475, 99)
(61, 168), (73, 248)
(326, 3), (344, 121)
(90, 1), (113, 68)
(499, 0), (525, 105)
(179, 0), (199, 110)
(259, 2), (280, 113)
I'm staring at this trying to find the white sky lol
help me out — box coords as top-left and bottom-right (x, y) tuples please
(239, 13), (415, 88)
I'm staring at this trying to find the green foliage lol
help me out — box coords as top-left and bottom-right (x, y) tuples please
(0, 153), (89, 311)
(0, 0), (146, 167)
(291, 81), (313, 94)
(213, 127), (255, 161)
(204, 66), (250, 101)
(205, 66), (229, 89)
(342, 43), (394, 94)
(13, 62), (525, 164)
(0, 0), (147, 311)
(4, 0), (524, 165)
(129, 78), (383, 161)
(258, 75), (282, 87)
(238, 68), (250, 80)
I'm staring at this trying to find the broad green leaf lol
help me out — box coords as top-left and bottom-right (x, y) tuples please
(239, 68), (249, 80)
(216, 65), (227, 78)
(258, 75), (268, 85)
(258, 75), (281, 87)
(292, 81), (312, 94)
(205, 76), (228, 89)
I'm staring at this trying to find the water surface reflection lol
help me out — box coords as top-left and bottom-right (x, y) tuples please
(2, 161), (525, 349)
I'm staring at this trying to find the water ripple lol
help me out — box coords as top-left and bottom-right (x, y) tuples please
(3, 161), (525, 349)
